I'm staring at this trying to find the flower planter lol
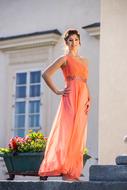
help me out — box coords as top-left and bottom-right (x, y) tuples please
(0, 152), (44, 180)
(0, 152), (91, 180)
(83, 154), (91, 166)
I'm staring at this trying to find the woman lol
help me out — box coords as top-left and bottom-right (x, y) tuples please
(38, 29), (91, 181)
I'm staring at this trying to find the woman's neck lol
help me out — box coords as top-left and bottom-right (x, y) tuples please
(68, 50), (79, 57)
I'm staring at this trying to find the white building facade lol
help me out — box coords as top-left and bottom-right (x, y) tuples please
(0, 0), (100, 179)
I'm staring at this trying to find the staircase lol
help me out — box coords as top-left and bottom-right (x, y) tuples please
(1, 155), (127, 190)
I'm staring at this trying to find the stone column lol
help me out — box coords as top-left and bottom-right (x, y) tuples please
(99, 0), (127, 164)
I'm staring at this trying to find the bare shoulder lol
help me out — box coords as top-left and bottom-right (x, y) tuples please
(56, 55), (67, 63)
(42, 55), (67, 76)
(50, 55), (66, 68)
(56, 55), (67, 67)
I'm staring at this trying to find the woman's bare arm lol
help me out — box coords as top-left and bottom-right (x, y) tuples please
(42, 56), (70, 96)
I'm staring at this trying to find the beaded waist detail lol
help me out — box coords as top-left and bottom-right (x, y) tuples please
(66, 76), (87, 83)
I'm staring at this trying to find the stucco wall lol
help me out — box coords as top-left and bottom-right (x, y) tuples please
(0, 0), (100, 36)
(99, 0), (127, 164)
(0, 52), (9, 147)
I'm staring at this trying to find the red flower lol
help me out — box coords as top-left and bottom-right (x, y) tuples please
(8, 136), (24, 150)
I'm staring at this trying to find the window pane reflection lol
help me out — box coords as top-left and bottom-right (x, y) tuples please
(30, 71), (41, 83)
(16, 86), (26, 98)
(14, 129), (25, 138)
(15, 102), (25, 114)
(29, 115), (40, 127)
(30, 85), (40, 97)
(15, 115), (25, 128)
(16, 73), (27, 85)
(29, 101), (40, 113)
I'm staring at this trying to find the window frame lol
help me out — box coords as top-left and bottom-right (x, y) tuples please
(12, 69), (43, 137)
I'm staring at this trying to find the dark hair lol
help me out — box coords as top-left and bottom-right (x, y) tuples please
(64, 29), (81, 44)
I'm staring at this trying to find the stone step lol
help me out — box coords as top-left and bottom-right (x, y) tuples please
(116, 155), (127, 165)
(90, 165), (127, 181)
(1, 180), (127, 190)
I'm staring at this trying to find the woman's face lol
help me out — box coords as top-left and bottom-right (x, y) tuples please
(66, 34), (80, 50)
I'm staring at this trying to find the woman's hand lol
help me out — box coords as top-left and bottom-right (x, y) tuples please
(56, 86), (71, 96)
(85, 97), (91, 114)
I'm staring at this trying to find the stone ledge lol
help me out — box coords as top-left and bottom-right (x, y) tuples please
(90, 165), (127, 181)
(0, 180), (127, 190)
(116, 155), (127, 165)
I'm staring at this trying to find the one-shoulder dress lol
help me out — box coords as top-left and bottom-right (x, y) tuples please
(38, 55), (90, 179)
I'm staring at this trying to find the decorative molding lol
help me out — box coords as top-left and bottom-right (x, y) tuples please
(82, 22), (100, 38)
(8, 47), (48, 65)
(0, 29), (61, 51)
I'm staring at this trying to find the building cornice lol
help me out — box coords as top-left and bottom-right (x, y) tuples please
(0, 29), (61, 51)
(82, 22), (100, 38)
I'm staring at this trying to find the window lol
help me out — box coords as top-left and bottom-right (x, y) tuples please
(13, 71), (42, 137)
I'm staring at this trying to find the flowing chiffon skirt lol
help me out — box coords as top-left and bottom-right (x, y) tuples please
(38, 78), (89, 179)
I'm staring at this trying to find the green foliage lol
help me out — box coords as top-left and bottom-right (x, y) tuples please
(17, 138), (46, 153)
(0, 130), (89, 156)
(0, 130), (47, 153)
(83, 147), (89, 155)
(0, 148), (12, 154)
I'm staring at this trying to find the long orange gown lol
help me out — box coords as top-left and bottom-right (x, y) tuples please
(38, 55), (90, 179)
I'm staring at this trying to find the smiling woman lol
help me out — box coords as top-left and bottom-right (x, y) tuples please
(38, 29), (91, 181)
(64, 29), (81, 46)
